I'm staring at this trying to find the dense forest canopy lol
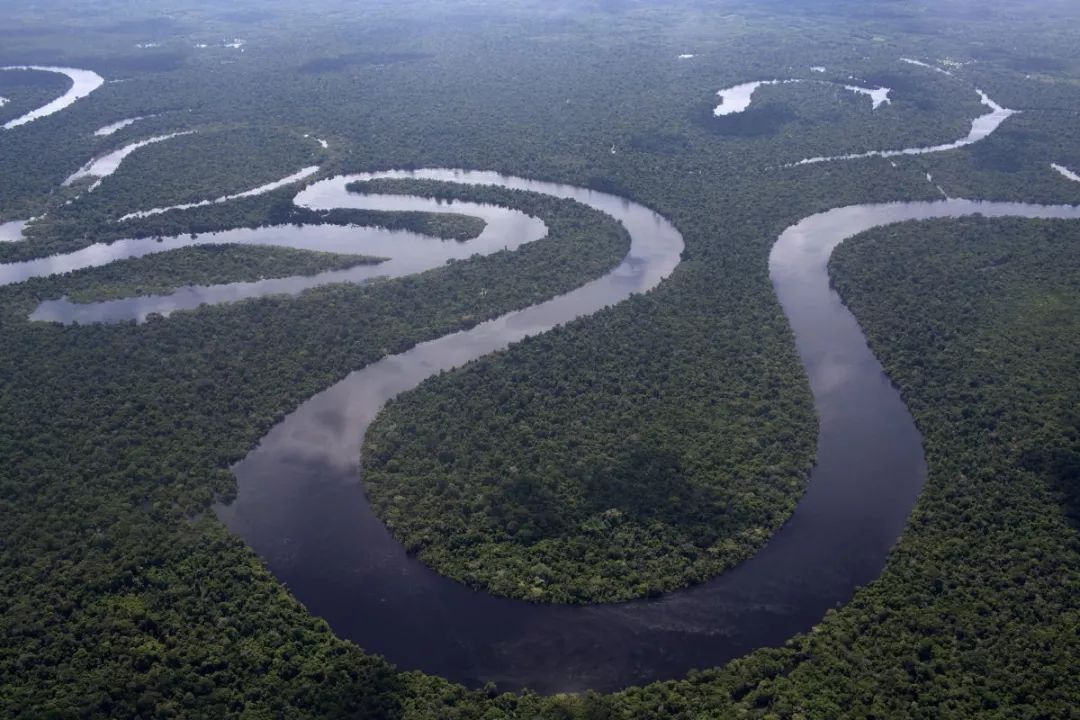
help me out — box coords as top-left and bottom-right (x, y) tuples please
(1, 0), (1079, 717)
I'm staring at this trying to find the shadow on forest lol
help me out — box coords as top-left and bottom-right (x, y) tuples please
(299, 52), (433, 73)
(1020, 412), (1080, 531)
(628, 131), (691, 155)
(68, 52), (188, 74)
(696, 102), (797, 138)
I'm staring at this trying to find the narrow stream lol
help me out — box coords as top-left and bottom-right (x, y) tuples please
(117, 165), (323, 222)
(791, 89), (1015, 165)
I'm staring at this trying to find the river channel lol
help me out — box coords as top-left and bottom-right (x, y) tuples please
(210, 175), (1080, 693)
(5, 168), (1079, 693)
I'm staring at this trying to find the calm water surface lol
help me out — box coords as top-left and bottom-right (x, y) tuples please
(19, 173), (545, 322)
(9, 165), (1078, 693)
(0, 66), (104, 129)
(3, 50), (1074, 693)
(219, 190), (1080, 693)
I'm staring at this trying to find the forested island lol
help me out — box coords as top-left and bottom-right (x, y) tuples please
(1, 0), (1079, 717)
(35, 244), (385, 304)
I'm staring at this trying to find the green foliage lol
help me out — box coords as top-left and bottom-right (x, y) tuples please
(0, 68), (72, 125)
(2, 0), (1080, 717)
(742, 216), (1080, 719)
(481, 216), (1080, 719)
(0, 183), (628, 717)
(51, 244), (382, 304)
(68, 126), (320, 218)
(364, 289), (813, 603)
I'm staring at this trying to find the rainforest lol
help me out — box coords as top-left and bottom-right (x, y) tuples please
(1, 0), (1078, 718)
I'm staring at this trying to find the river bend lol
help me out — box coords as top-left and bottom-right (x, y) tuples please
(0, 66), (104, 129)
(6, 166), (1079, 693)
(214, 177), (1080, 693)
(15, 173), (549, 322)
(2, 51), (1075, 695)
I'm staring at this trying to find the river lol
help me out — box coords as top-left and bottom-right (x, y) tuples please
(211, 176), (1080, 692)
(5, 168), (1078, 693)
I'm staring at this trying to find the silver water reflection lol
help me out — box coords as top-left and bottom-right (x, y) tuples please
(1, 66), (105, 129)
(64, 132), (195, 192)
(221, 192), (1080, 694)
(94, 115), (154, 136)
(771, 199), (1080, 409)
(714, 78), (891, 117)
(0, 220), (28, 243)
(23, 173), (547, 323)
(791, 89), (1016, 166)
(118, 165), (323, 222)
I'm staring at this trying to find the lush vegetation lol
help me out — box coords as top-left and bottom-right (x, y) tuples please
(1, 0), (1080, 717)
(750, 216), (1080, 719)
(0, 68), (73, 126)
(1, 179), (627, 322)
(63, 127), (318, 207)
(18, 126), (323, 243)
(0, 182), (630, 717)
(345, 177), (813, 603)
(384, 214), (1080, 719)
(364, 286), (813, 604)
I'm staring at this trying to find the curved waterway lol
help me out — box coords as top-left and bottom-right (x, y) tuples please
(790, 89), (1015, 166)
(9, 166), (1079, 692)
(15, 172), (547, 322)
(217, 188), (1080, 694)
(118, 165), (323, 222)
(1, 66), (105, 129)
(714, 78), (891, 117)
(64, 131), (195, 192)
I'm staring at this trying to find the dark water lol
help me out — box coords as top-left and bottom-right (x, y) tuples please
(217, 188), (1080, 694)
(8, 167), (1078, 692)
(0, 46), (1069, 696)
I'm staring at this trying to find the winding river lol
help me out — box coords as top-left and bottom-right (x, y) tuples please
(0, 66), (104, 129)
(3, 58), (1079, 692)
(4, 164), (1079, 692)
(206, 179), (1080, 692)
(714, 78), (891, 117)
(14, 173), (547, 322)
